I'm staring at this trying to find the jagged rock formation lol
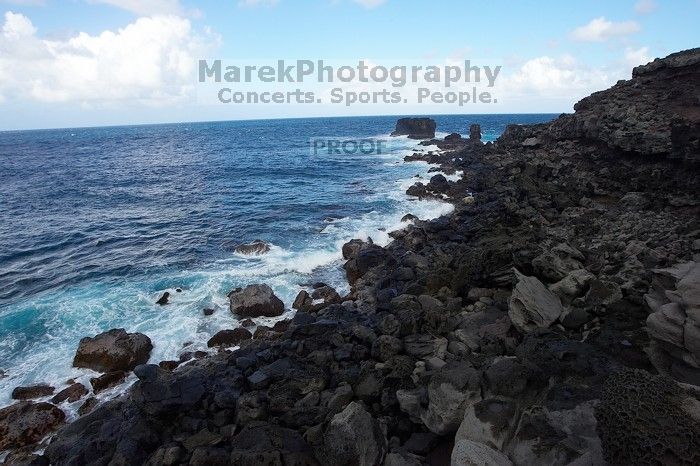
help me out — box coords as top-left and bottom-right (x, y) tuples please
(391, 117), (437, 139)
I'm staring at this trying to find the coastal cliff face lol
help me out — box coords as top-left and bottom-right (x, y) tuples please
(502, 47), (700, 160)
(3, 49), (699, 465)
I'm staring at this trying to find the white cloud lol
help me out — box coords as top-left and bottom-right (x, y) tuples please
(634, 0), (657, 14)
(0, 11), (220, 104)
(238, 0), (279, 7)
(499, 55), (616, 99)
(624, 46), (651, 67)
(571, 17), (640, 42)
(88, 0), (185, 16)
(352, 0), (387, 8)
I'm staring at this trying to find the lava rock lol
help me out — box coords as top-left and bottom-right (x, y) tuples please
(73, 328), (153, 373)
(229, 284), (285, 318)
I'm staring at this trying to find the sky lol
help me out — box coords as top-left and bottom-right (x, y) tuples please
(0, 0), (697, 130)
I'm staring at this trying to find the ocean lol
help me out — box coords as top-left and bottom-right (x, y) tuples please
(0, 114), (556, 408)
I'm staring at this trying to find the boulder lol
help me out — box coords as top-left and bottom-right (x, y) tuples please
(320, 402), (387, 466)
(73, 328), (153, 373)
(0, 402), (65, 450)
(229, 284), (285, 318)
(234, 240), (271, 256)
(51, 383), (88, 404)
(90, 371), (126, 393)
(420, 362), (482, 435)
(455, 397), (518, 450)
(508, 270), (565, 332)
(11, 384), (55, 401)
(390, 117), (437, 139)
(156, 292), (170, 305)
(207, 328), (252, 348)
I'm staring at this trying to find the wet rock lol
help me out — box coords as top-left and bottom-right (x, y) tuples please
(90, 371), (126, 393)
(207, 328), (252, 348)
(391, 117), (437, 139)
(51, 383), (88, 404)
(158, 360), (180, 371)
(508, 270), (565, 332)
(77, 397), (97, 416)
(73, 328), (153, 373)
(342, 238), (366, 260)
(319, 401), (387, 466)
(203, 308), (215, 316)
(234, 240), (271, 256)
(156, 292), (170, 305)
(11, 384), (55, 401)
(0, 402), (65, 450)
(229, 284), (285, 318)
(293, 289), (312, 310)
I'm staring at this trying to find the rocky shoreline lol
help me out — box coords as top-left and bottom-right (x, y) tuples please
(1, 48), (699, 465)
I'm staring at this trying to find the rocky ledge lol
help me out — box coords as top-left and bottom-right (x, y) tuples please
(1, 48), (699, 465)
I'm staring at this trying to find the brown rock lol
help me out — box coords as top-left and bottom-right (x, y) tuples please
(229, 284), (285, 318)
(50, 383), (88, 404)
(0, 402), (65, 450)
(11, 384), (55, 401)
(207, 328), (252, 348)
(90, 371), (126, 393)
(73, 328), (153, 373)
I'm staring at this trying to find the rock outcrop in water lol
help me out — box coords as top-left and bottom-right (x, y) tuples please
(72, 328), (153, 373)
(2, 48), (699, 465)
(391, 117), (437, 139)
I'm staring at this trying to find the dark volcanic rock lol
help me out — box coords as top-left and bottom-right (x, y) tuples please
(469, 123), (482, 140)
(391, 117), (437, 139)
(596, 369), (700, 465)
(548, 47), (700, 159)
(156, 292), (170, 305)
(51, 383), (88, 404)
(229, 284), (285, 318)
(11, 384), (55, 401)
(0, 402), (65, 450)
(234, 240), (271, 256)
(207, 328), (252, 347)
(73, 328), (153, 373)
(90, 371), (126, 393)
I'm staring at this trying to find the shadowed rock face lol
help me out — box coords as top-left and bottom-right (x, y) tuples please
(502, 47), (700, 160)
(391, 118), (437, 139)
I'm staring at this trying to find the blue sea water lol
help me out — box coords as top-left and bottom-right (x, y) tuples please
(0, 114), (555, 408)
